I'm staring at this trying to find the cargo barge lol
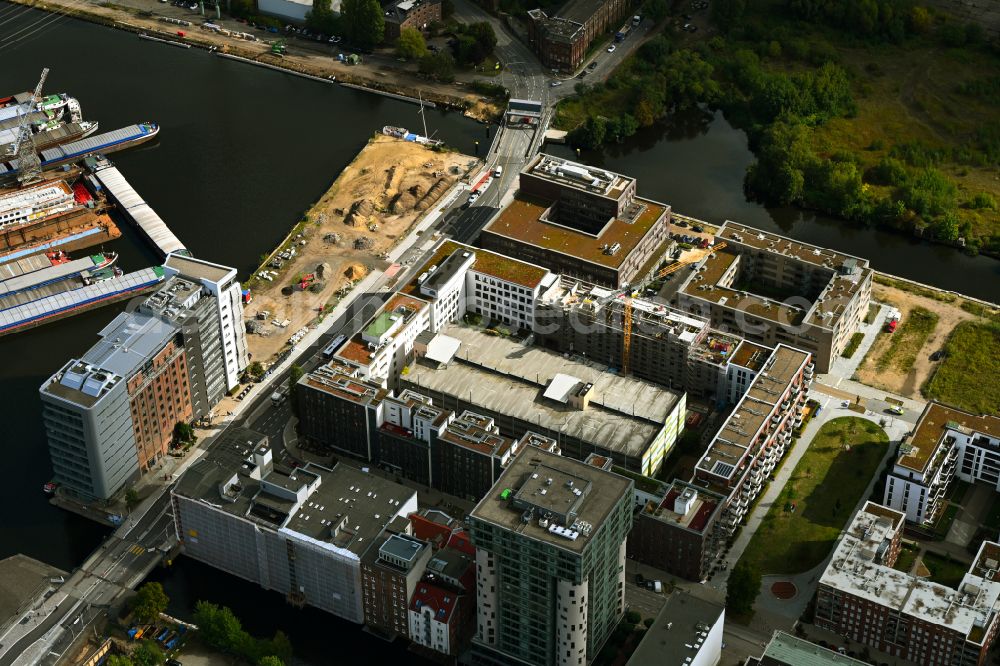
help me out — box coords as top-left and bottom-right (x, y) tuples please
(0, 265), (165, 337)
(0, 123), (160, 179)
(0, 251), (117, 302)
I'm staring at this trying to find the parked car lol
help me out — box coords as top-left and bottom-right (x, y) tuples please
(675, 220), (689, 227)
(887, 405), (905, 416)
(606, 44), (616, 53)
(588, 61), (598, 70)
(691, 224), (704, 232)
(467, 191), (480, 205)
(550, 80), (563, 87)
(930, 350), (945, 361)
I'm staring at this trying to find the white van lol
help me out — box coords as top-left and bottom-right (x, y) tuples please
(494, 165), (503, 177)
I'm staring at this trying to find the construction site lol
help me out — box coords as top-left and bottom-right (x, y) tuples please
(242, 135), (478, 363)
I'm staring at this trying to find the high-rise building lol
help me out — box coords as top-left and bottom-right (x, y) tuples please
(361, 532), (432, 639)
(40, 259), (249, 501)
(469, 447), (633, 666)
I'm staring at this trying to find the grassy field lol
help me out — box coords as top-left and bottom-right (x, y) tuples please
(842, 331), (865, 359)
(738, 417), (890, 575)
(921, 551), (968, 588)
(874, 307), (939, 372)
(923, 320), (1000, 414)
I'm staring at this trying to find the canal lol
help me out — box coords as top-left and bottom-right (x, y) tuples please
(0, 4), (997, 662)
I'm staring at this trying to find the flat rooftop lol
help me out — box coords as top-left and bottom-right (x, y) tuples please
(470, 447), (631, 553)
(539, 277), (707, 343)
(819, 501), (1000, 643)
(483, 193), (667, 269)
(719, 221), (869, 271)
(174, 428), (416, 556)
(627, 591), (724, 666)
(337, 293), (428, 365)
(898, 402), (1000, 474)
(756, 631), (868, 665)
(164, 252), (233, 284)
(526, 154), (633, 200)
(438, 411), (513, 457)
(697, 345), (810, 482)
(404, 325), (682, 460)
(300, 362), (388, 406)
(402, 240), (551, 294)
(641, 480), (727, 534)
(730, 340), (772, 372)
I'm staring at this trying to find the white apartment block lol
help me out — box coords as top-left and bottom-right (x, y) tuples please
(884, 402), (1000, 525)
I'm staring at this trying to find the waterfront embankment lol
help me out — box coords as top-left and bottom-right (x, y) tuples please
(5, 0), (502, 120)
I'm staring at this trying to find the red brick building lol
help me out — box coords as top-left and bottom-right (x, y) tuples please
(126, 336), (193, 472)
(383, 0), (442, 41)
(815, 502), (1000, 666)
(526, 0), (631, 72)
(361, 532), (433, 639)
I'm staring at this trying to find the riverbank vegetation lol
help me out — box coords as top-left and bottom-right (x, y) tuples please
(193, 601), (293, 665)
(923, 320), (1000, 414)
(554, 0), (1000, 255)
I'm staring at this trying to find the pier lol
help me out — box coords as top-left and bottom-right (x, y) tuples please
(95, 165), (187, 257)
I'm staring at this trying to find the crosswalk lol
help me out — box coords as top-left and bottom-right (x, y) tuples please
(128, 544), (146, 556)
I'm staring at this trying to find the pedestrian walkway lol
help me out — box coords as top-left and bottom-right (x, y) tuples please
(822, 302), (890, 380)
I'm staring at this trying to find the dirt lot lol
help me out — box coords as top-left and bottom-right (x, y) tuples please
(242, 135), (477, 364)
(854, 283), (979, 397)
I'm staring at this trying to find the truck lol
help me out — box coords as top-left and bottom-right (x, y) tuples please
(271, 386), (289, 406)
(614, 23), (631, 41)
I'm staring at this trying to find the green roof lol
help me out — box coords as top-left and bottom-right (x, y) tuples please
(365, 312), (397, 338)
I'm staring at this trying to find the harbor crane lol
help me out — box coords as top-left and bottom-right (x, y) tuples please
(9, 67), (50, 185)
(599, 240), (727, 375)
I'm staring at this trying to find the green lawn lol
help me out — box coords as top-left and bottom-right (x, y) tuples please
(739, 417), (890, 575)
(921, 551), (968, 589)
(842, 331), (865, 359)
(893, 543), (919, 574)
(923, 320), (1000, 415)
(875, 307), (939, 373)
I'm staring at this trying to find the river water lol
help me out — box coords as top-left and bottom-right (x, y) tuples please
(0, 4), (996, 661)
(548, 108), (1000, 302)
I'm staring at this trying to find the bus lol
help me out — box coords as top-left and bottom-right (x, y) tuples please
(322, 334), (346, 359)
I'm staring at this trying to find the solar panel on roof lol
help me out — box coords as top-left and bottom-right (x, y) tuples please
(712, 461), (735, 477)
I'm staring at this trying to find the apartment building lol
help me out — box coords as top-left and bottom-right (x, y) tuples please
(408, 547), (477, 658)
(403, 324), (686, 476)
(883, 402), (1000, 525)
(815, 501), (1000, 666)
(334, 292), (431, 383)
(627, 479), (728, 582)
(376, 389), (452, 486)
(382, 0), (441, 41)
(404, 239), (556, 333)
(480, 155), (672, 288)
(692, 344), (812, 538)
(361, 532), (432, 639)
(535, 276), (756, 401)
(526, 0), (630, 72)
(171, 428), (418, 623)
(676, 222), (872, 372)
(40, 265), (248, 501)
(296, 361), (388, 460)
(431, 411), (514, 501)
(469, 447), (633, 666)
(163, 253), (248, 392)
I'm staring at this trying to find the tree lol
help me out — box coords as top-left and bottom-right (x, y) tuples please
(108, 656), (133, 666)
(247, 361), (265, 381)
(131, 583), (169, 623)
(441, 0), (454, 17)
(174, 421), (196, 447)
(396, 27), (427, 59)
(454, 22), (496, 65)
(131, 641), (164, 666)
(341, 0), (384, 49)
(258, 658), (285, 666)
(624, 610), (642, 624)
(908, 6), (932, 33)
(419, 52), (456, 82)
(710, 0), (745, 33)
(643, 0), (668, 22)
(124, 487), (140, 512)
(727, 560), (761, 615)
(663, 50), (720, 109)
(194, 601), (245, 651)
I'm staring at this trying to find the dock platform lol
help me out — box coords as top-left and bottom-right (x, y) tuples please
(94, 165), (187, 258)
